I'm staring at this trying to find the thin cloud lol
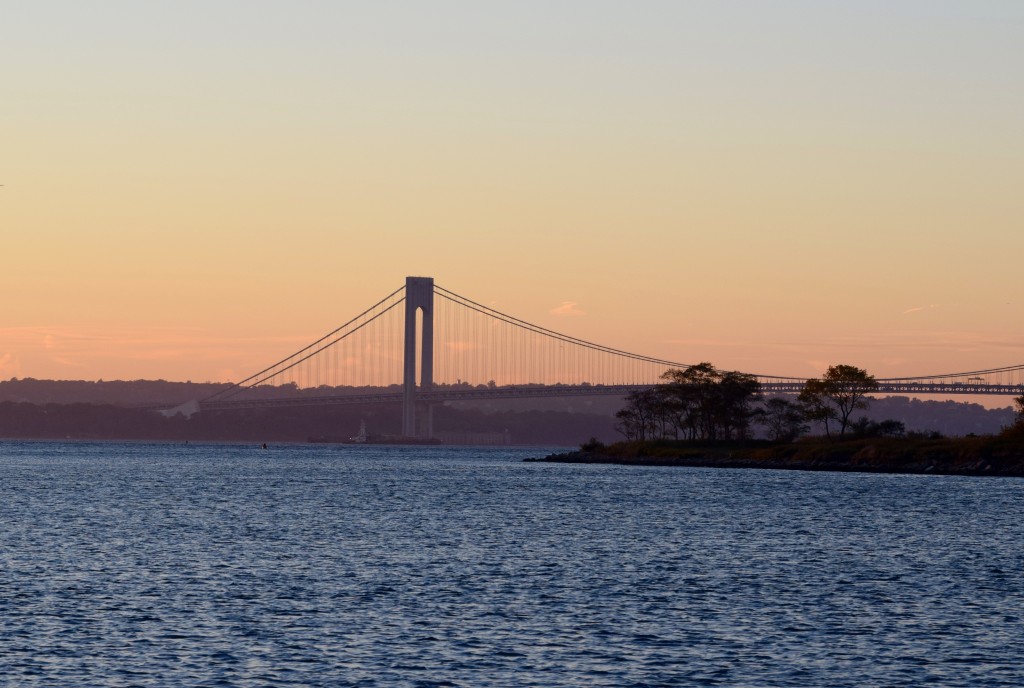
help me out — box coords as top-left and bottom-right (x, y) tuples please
(550, 301), (585, 317)
(903, 304), (938, 315)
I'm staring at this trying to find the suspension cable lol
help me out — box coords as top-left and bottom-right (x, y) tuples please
(204, 286), (405, 401)
(434, 286), (686, 368)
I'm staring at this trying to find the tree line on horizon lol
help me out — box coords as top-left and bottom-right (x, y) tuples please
(612, 362), (979, 443)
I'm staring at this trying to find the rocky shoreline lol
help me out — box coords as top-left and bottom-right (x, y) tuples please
(527, 435), (1024, 477)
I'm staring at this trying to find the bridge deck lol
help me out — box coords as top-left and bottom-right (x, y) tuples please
(195, 381), (1024, 412)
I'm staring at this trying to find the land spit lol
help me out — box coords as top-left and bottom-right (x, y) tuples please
(528, 434), (1024, 477)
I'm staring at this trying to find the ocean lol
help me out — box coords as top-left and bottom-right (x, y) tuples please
(2, 441), (1022, 686)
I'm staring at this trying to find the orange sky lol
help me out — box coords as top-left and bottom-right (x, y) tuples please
(2, 2), (1022, 400)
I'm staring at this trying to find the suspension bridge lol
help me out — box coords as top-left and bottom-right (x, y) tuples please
(192, 276), (1024, 438)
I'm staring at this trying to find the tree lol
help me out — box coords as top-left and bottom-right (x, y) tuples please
(659, 363), (761, 442)
(615, 388), (661, 441)
(614, 363), (763, 444)
(1000, 394), (1024, 438)
(760, 397), (809, 442)
(715, 370), (762, 440)
(614, 406), (642, 441)
(658, 366), (705, 440)
(1012, 395), (1024, 430)
(798, 364), (878, 437)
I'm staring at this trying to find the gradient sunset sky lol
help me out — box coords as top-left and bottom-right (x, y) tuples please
(2, 1), (1022, 386)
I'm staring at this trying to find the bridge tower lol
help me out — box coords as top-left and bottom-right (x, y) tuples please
(402, 276), (434, 437)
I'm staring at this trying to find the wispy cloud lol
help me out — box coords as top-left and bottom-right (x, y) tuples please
(550, 301), (585, 317)
(903, 304), (938, 315)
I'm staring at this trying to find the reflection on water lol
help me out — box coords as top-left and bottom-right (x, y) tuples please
(1, 441), (1022, 686)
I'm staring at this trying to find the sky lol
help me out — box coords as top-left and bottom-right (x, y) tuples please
(2, 1), (1022, 392)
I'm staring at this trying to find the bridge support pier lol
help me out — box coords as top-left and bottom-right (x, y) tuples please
(402, 277), (434, 438)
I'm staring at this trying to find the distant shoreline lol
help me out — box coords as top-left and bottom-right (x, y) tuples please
(527, 435), (1024, 478)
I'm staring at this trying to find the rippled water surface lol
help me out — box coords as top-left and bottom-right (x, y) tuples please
(2, 441), (1023, 686)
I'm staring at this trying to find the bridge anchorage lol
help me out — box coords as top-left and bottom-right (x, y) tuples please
(196, 276), (1024, 438)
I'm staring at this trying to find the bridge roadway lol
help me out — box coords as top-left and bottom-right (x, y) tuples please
(197, 381), (1024, 412)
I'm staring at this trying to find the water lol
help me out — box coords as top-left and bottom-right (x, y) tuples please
(2, 441), (1022, 687)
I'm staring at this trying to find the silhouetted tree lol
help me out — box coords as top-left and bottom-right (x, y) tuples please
(760, 397), (809, 442)
(614, 364), (763, 443)
(798, 364), (878, 437)
(615, 388), (661, 441)
(1000, 395), (1024, 438)
(659, 363), (761, 441)
(716, 370), (762, 440)
(614, 406), (640, 441)
(658, 368), (701, 440)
